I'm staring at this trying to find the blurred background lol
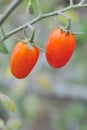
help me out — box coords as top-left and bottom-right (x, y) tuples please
(0, 0), (87, 130)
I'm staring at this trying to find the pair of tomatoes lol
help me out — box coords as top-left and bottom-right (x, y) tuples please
(10, 28), (76, 79)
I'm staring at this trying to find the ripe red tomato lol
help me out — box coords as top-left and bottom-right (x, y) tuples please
(45, 28), (76, 68)
(10, 42), (39, 79)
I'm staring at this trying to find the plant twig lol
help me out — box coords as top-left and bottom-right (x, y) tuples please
(56, 11), (71, 31)
(0, 26), (6, 37)
(1, 2), (87, 41)
(79, 0), (86, 4)
(36, 0), (42, 15)
(26, 0), (34, 15)
(0, 0), (23, 26)
(27, 24), (35, 43)
(70, 0), (73, 6)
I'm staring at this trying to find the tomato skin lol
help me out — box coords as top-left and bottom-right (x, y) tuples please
(45, 28), (76, 68)
(10, 42), (39, 79)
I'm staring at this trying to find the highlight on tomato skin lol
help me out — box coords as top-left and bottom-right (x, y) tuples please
(45, 28), (76, 68)
(10, 42), (39, 79)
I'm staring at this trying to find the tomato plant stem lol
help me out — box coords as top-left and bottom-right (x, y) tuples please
(36, 0), (42, 15)
(0, 0), (23, 26)
(1, 1), (87, 41)
(0, 26), (6, 37)
(70, 0), (73, 6)
(27, 24), (35, 43)
(26, 0), (34, 15)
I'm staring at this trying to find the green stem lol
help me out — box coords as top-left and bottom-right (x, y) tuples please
(27, 24), (35, 43)
(23, 27), (27, 40)
(1, 3), (87, 41)
(79, 0), (85, 4)
(70, 0), (73, 6)
(29, 29), (35, 43)
(56, 11), (71, 31)
(65, 18), (71, 31)
(26, 0), (34, 15)
(36, 0), (42, 15)
(0, 0), (23, 26)
(0, 26), (6, 37)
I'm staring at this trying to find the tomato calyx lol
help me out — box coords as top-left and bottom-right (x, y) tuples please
(60, 27), (85, 36)
(60, 27), (71, 34)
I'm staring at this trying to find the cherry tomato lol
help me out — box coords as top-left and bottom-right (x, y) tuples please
(10, 42), (39, 79)
(45, 28), (76, 68)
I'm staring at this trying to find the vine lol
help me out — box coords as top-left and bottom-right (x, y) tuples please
(0, 0), (87, 42)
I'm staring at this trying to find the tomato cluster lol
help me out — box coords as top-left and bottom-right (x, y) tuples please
(10, 28), (76, 79)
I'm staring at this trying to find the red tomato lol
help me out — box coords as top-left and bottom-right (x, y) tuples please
(10, 42), (39, 79)
(45, 28), (76, 68)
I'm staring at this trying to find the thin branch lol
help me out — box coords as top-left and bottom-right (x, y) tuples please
(70, 0), (73, 6)
(2, 15), (41, 41)
(62, 3), (87, 12)
(1, 2), (87, 41)
(56, 11), (71, 31)
(79, 0), (86, 4)
(0, 0), (23, 26)
(26, 0), (34, 15)
(0, 26), (6, 37)
(27, 24), (35, 43)
(36, 0), (42, 15)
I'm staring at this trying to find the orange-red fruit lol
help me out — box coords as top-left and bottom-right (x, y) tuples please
(10, 42), (39, 79)
(45, 28), (76, 68)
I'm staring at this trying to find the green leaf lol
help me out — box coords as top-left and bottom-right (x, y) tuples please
(0, 92), (16, 113)
(0, 40), (9, 54)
